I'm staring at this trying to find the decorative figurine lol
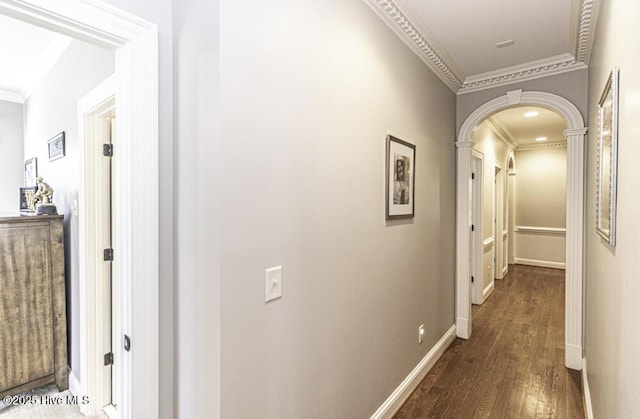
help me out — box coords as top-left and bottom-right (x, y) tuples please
(34, 176), (58, 215)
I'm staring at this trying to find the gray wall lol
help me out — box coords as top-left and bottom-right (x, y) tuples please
(0, 100), (23, 214)
(219, 1), (456, 418)
(23, 40), (114, 376)
(585, 0), (640, 417)
(104, 0), (457, 417)
(172, 0), (220, 417)
(456, 69), (589, 134)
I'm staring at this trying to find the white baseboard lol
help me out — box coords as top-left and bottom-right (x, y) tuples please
(515, 257), (566, 270)
(582, 358), (594, 419)
(68, 370), (83, 397)
(502, 265), (508, 276)
(482, 281), (495, 303)
(565, 343), (582, 370)
(371, 325), (457, 419)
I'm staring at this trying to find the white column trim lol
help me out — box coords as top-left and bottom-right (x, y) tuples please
(456, 91), (586, 370)
(564, 128), (587, 370)
(455, 142), (472, 339)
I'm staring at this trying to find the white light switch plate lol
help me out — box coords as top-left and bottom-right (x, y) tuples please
(265, 266), (282, 303)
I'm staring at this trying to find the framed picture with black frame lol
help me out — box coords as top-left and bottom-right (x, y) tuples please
(385, 135), (416, 220)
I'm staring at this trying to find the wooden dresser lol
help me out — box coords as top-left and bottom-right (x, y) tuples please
(0, 215), (68, 397)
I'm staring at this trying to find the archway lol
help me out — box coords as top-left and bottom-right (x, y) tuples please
(455, 90), (587, 370)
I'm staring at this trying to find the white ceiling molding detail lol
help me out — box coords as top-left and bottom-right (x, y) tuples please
(0, 89), (23, 103)
(364, 0), (463, 91)
(516, 141), (567, 151)
(575, 0), (601, 63)
(459, 54), (587, 94)
(364, 0), (600, 94)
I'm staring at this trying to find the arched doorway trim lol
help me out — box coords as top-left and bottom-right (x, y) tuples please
(455, 90), (587, 370)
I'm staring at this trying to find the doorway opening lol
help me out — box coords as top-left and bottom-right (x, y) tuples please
(78, 75), (118, 417)
(455, 90), (587, 370)
(0, 1), (160, 417)
(471, 150), (484, 305)
(494, 162), (506, 281)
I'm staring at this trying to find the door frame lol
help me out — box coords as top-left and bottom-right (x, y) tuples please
(0, 1), (161, 417)
(78, 75), (116, 416)
(471, 150), (484, 305)
(507, 153), (516, 265)
(455, 90), (587, 370)
(494, 161), (505, 280)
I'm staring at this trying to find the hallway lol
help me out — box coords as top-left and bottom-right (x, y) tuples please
(394, 265), (584, 418)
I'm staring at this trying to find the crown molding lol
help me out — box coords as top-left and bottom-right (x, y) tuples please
(363, 0), (463, 91)
(0, 89), (24, 103)
(485, 117), (519, 149)
(365, 0), (599, 94)
(575, 0), (601, 64)
(459, 54), (588, 94)
(516, 141), (567, 151)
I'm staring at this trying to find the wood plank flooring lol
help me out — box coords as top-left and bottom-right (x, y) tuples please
(394, 265), (584, 419)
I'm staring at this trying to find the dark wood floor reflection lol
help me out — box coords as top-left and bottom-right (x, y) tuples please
(394, 265), (584, 419)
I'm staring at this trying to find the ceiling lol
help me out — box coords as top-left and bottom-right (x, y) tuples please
(486, 106), (567, 148)
(365, 0), (600, 94)
(0, 13), (71, 103)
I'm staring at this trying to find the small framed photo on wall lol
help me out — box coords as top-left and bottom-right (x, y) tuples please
(386, 135), (416, 220)
(48, 131), (65, 161)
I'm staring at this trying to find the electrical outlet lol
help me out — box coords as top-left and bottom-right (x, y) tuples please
(418, 324), (425, 344)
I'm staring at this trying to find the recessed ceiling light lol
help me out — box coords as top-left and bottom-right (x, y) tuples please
(524, 111), (539, 118)
(496, 40), (515, 48)
(536, 137), (547, 142)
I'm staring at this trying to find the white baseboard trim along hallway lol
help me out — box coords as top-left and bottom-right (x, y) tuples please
(515, 258), (566, 270)
(582, 358), (594, 419)
(371, 325), (457, 419)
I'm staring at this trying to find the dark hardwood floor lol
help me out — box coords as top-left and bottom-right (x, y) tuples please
(394, 265), (584, 419)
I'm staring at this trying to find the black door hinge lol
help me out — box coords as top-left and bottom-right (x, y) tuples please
(471, 224), (475, 232)
(104, 352), (114, 366)
(103, 144), (113, 157)
(103, 248), (114, 261)
(124, 335), (131, 352)
(472, 172), (475, 180)
(471, 276), (475, 283)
